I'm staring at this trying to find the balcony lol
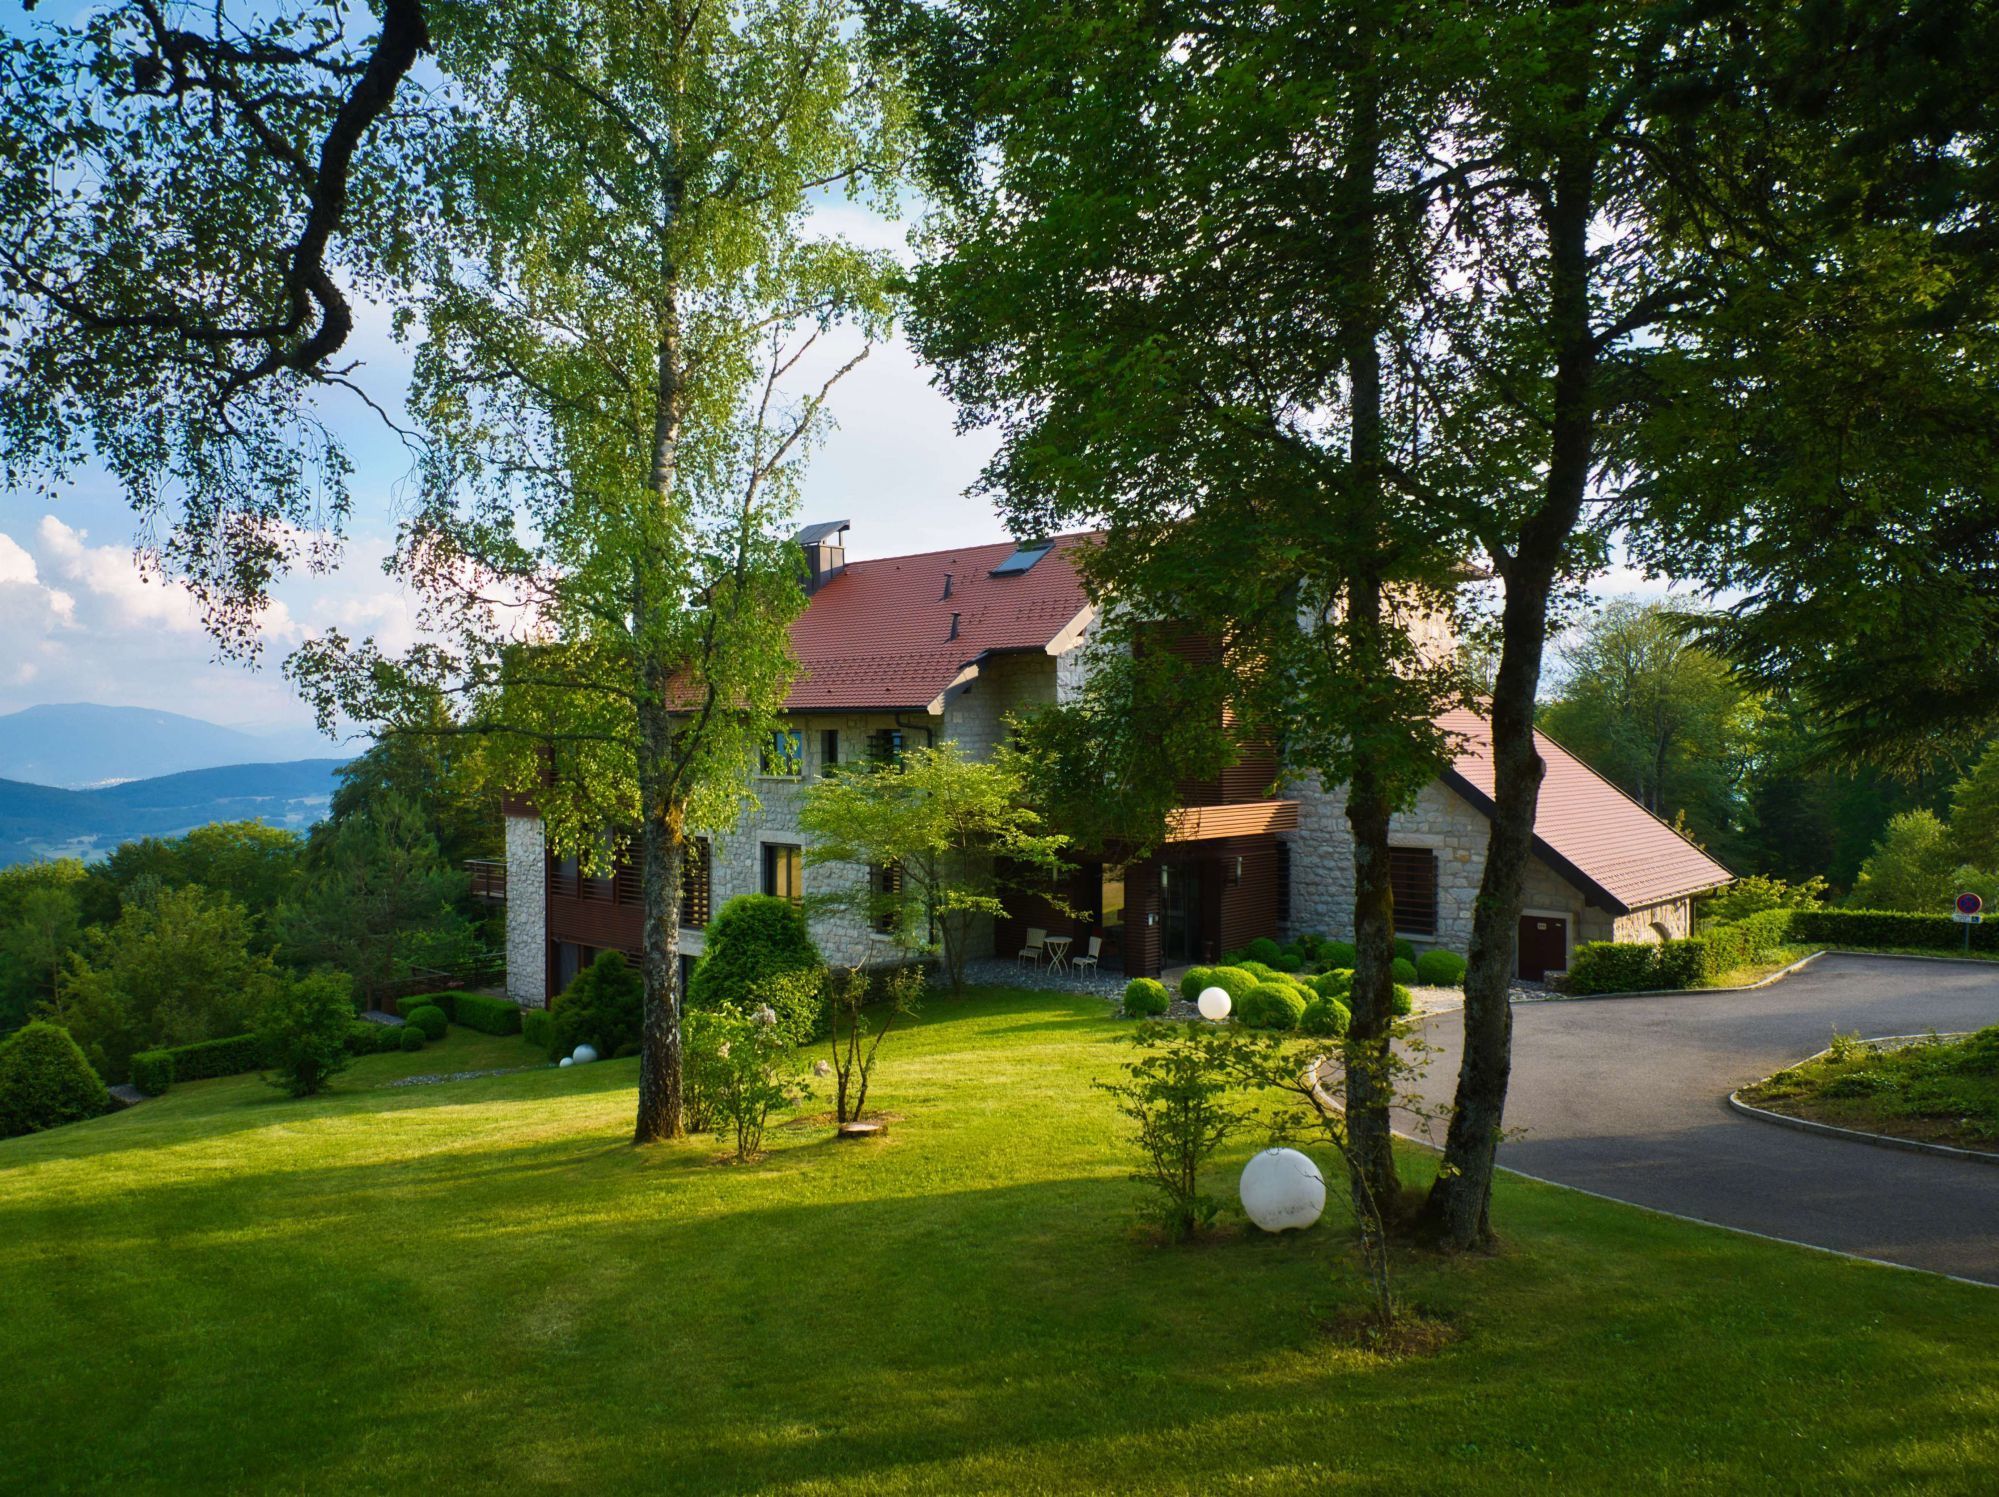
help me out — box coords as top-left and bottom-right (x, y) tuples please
(466, 859), (507, 902)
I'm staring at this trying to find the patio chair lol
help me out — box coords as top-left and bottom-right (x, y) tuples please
(1071, 936), (1102, 977)
(1017, 927), (1047, 969)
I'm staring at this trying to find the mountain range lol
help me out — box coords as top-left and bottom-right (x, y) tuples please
(0, 703), (348, 789)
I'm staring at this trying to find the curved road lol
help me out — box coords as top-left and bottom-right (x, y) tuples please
(1406, 954), (1999, 1284)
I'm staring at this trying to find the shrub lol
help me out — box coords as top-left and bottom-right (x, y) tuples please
(1390, 957), (1418, 985)
(522, 1008), (555, 1056)
(1240, 982), (1306, 1031)
(1097, 1023), (1250, 1240)
(1178, 965), (1220, 1004)
(0, 1022), (110, 1138)
(551, 952), (643, 1061)
(345, 1022), (402, 1056)
(1243, 937), (1284, 965)
(1201, 966), (1262, 1005)
(400, 1026), (427, 1052)
(1391, 983), (1413, 1016)
(1122, 978), (1170, 1018)
(1300, 996), (1351, 1038)
(1320, 939), (1358, 969)
(164, 1032), (267, 1081)
(453, 992), (523, 1036)
(396, 991), (456, 1021)
(404, 1004), (448, 1042)
(1313, 969), (1353, 1000)
(689, 895), (825, 1039)
(1235, 960), (1278, 981)
(1414, 950), (1467, 987)
(129, 1049), (175, 1097)
(1393, 937), (1416, 964)
(1271, 951), (1304, 973)
(258, 972), (358, 1097)
(687, 1002), (807, 1161)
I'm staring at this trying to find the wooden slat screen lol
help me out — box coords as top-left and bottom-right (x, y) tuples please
(1388, 847), (1438, 935)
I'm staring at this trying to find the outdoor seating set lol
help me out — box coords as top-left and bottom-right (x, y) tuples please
(1015, 928), (1101, 976)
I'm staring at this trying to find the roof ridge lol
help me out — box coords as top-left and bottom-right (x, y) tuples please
(837, 530), (1100, 572)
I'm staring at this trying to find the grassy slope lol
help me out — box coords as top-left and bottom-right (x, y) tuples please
(1743, 1031), (1999, 1151)
(3, 993), (1996, 1495)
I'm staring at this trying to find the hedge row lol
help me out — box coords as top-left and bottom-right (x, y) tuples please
(1788, 907), (1999, 952)
(454, 992), (523, 1035)
(1569, 907), (1795, 995)
(394, 991), (457, 1021)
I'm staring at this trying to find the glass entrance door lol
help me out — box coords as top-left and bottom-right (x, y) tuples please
(1159, 861), (1203, 964)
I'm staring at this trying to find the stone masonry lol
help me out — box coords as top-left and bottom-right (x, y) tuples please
(504, 812), (547, 1007)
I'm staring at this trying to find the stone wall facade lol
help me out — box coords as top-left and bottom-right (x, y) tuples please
(1280, 771), (1690, 971)
(504, 813), (547, 1008)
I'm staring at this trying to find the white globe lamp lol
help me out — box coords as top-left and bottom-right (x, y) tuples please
(1197, 985), (1232, 1022)
(1240, 1147), (1326, 1233)
(558, 1056), (574, 1069)
(571, 1043), (598, 1065)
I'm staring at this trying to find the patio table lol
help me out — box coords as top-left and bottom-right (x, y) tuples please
(1043, 935), (1073, 974)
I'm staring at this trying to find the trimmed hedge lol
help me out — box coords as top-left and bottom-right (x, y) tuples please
(1569, 908), (1798, 995)
(1122, 978), (1170, 1018)
(129, 1049), (176, 1096)
(522, 1008), (555, 1056)
(1190, 965), (1261, 1006)
(1415, 950), (1467, 987)
(164, 1033), (268, 1082)
(1313, 969), (1354, 1000)
(1240, 982), (1306, 1031)
(1390, 957), (1418, 985)
(1393, 937), (1416, 964)
(1789, 906), (1999, 952)
(346, 1022), (403, 1056)
(396, 991), (457, 1021)
(404, 1004), (448, 1041)
(1320, 940), (1357, 970)
(1391, 983), (1414, 1017)
(454, 992), (523, 1036)
(400, 1026), (427, 1052)
(1242, 937), (1284, 965)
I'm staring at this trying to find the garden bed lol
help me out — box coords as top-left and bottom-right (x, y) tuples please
(1739, 1029), (1999, 1156)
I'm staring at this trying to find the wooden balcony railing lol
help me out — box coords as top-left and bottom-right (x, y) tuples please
(466, 859), (507, 901)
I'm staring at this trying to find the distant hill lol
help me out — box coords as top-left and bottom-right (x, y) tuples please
(0, 759), (348, 867)
(0, 703), (345, 788)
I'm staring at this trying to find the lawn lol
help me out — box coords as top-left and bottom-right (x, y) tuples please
(1741, 1027), (1999, 1153)
(4, 990), (1997, 1494)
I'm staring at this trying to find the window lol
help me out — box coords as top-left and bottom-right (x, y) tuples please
(762, 843), (803, 904)
(1388, 847), (1438, 935)
(820, 729), (839, 775)
(871, 862), (903, 934)
(868, 727), (905, 764)
(680, 838), (712, 927)
(760, 729), (803, 777)
(1274, 843), (1292, 928)
(1100, 866), (1126, 932)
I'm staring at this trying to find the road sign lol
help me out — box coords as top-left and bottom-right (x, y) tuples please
(1959, 892), (1985, 916)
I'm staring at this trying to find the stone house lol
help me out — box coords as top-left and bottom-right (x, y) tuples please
(496, 523), (1730, 1004)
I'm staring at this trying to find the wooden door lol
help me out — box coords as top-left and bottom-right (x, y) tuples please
(1517, 915), (1568, 982)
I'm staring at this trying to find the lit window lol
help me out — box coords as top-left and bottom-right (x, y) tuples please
(762, 843), (803, 904)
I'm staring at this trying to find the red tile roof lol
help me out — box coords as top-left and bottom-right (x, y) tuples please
(1436, 707), (1733, 913)
(785, 532), (1096, 710)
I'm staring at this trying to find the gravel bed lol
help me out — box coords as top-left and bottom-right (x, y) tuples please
(385, 1065), (545, 1088)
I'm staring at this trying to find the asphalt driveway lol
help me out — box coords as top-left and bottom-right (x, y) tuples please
(1406, 953), (1999, 1285)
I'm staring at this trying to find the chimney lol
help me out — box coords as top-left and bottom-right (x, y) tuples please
(940, 572), (954, 600)
(948, 610), (961, 641)
(795, 519), (850, 595)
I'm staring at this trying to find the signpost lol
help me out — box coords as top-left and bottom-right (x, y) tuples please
(1955, 892), (1983, 952)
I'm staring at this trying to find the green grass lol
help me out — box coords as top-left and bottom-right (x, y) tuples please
(1743, 1028), (1999, 1151)
(4, 992), (1997, 1494)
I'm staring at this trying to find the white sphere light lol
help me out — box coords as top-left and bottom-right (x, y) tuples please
(571, 1044), (599, 1065)
(558, 1056), (574, 1069)
(1240, 1147), (1327, 1233)
(1197, 985), (1232, 1022)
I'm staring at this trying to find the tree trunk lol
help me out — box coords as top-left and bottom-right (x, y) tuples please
(634, 718), (686, 1144)
(1420, 125), (1598, 1249)
(1344, 752), (1402, 1214)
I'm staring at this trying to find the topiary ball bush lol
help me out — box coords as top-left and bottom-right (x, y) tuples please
(404, 1003), (448, 1041)
(1415, 950), (1468, 987)
(1272, 952), (1304, 973)
(1393, 937), (1417, 964)
(1313, 969), (1354, 1000)
(552, 951), (644, 1062)
(129, 1049), (175, 1097)
(1243, 936), (1284, 966)
(1390, 957), (1419, 985)
(1240, 982), (1306, 1031)
(1321, 940), (1357, 969)
(399, 1025), (427, 1052)
(1301, 996), (1352, 1038)
(1122, 977), (1170, 1018)
(1179, 965), (1219, 1004)
(688, 894), (825, 1038)
(1203, 966), (1262, 1005)
(0, 1022), (110, 1138)
(1235, 960), (1278, 981)
(1391, 983), (1413, 1016)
